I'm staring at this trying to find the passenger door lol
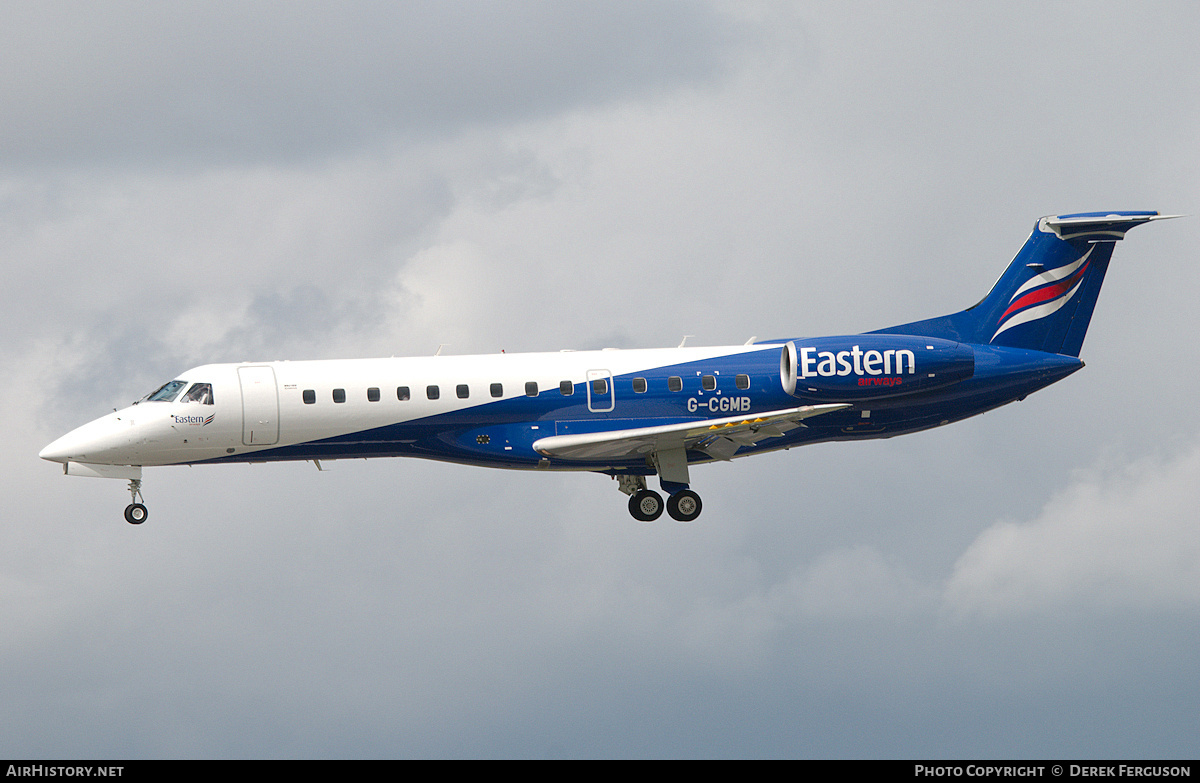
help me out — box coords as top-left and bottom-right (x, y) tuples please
(238, 366), (280, 445)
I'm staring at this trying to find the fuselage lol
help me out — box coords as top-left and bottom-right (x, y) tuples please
(39, 336), (1081, 476)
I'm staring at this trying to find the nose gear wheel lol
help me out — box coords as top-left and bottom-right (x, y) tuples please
(124, 479), (147, 525)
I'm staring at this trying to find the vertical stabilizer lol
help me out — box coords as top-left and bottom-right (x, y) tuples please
(873, 211), (1175, 356)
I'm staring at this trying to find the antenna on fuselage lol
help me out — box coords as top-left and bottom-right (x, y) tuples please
(678, 335), (693, 348)
(434, 344), (449, 356)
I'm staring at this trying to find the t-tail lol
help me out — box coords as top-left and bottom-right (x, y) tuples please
(874, 211), (1177, 356)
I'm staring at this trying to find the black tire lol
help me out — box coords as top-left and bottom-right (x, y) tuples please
(628, 489), (664, 522)
(124, 503), (148, 525)
(666, 490), (702, 522)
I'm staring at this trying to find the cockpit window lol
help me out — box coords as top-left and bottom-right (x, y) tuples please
(181, 383), (214, 405)
(144, 380), (187, 403)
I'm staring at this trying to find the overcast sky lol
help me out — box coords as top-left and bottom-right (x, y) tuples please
(4, 1), (1199, 758)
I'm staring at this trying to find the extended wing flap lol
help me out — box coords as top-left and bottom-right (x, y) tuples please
(532, 404), (849, 462)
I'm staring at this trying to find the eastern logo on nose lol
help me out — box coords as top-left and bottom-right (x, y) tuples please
(172, 414), (215, 426)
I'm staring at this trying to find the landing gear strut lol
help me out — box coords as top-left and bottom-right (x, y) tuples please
(124, 478), (147, 525)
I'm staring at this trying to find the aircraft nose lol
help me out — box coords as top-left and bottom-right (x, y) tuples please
(40, 426), (93, 463)
(39, 414), (133, 464)
(39, 435), (73, 462)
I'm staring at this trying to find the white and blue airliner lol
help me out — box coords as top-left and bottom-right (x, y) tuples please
(41, 211), (1174, 524)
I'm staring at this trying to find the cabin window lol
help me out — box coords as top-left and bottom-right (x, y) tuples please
(525, 381), (538, 397)
(427, 385), (440, 400)
(490, 382), (503, 398)
(591, 378), (608, 395)
(668, 376), (682, 392)
(367, 387), (380, 402)
(302, 389), (316, 405)
(457, 384), (470, 399)
(182, 383), (214, 404)
(632, 378), (647, 394)
(397, 386), (410, 401)
(736, 374), (750, 390)
(333, 388), (346, 403)
(701, 375), (716, 391)
(559, 380), (574, 396)
(143, 380), (186, 403)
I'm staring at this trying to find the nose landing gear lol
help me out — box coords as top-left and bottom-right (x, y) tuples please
(124, 478), (147, 525)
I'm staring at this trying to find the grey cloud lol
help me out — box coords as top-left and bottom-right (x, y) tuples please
(0, 1), (737, 169)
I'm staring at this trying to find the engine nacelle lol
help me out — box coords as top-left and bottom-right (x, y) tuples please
(787, 335), (974, 402)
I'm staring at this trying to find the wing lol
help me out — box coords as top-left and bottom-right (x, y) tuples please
(531, 404), (850, 462)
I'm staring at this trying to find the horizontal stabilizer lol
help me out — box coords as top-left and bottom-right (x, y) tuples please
(1042, 212), (1181, 240)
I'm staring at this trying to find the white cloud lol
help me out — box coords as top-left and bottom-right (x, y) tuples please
(944, 441), (1200, 616)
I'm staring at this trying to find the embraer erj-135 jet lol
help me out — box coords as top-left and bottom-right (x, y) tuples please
(42, 211), (1174, 524)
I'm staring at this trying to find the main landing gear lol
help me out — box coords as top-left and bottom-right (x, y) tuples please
(124, 478), (148, 525)
(618, 475), (703, 523)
